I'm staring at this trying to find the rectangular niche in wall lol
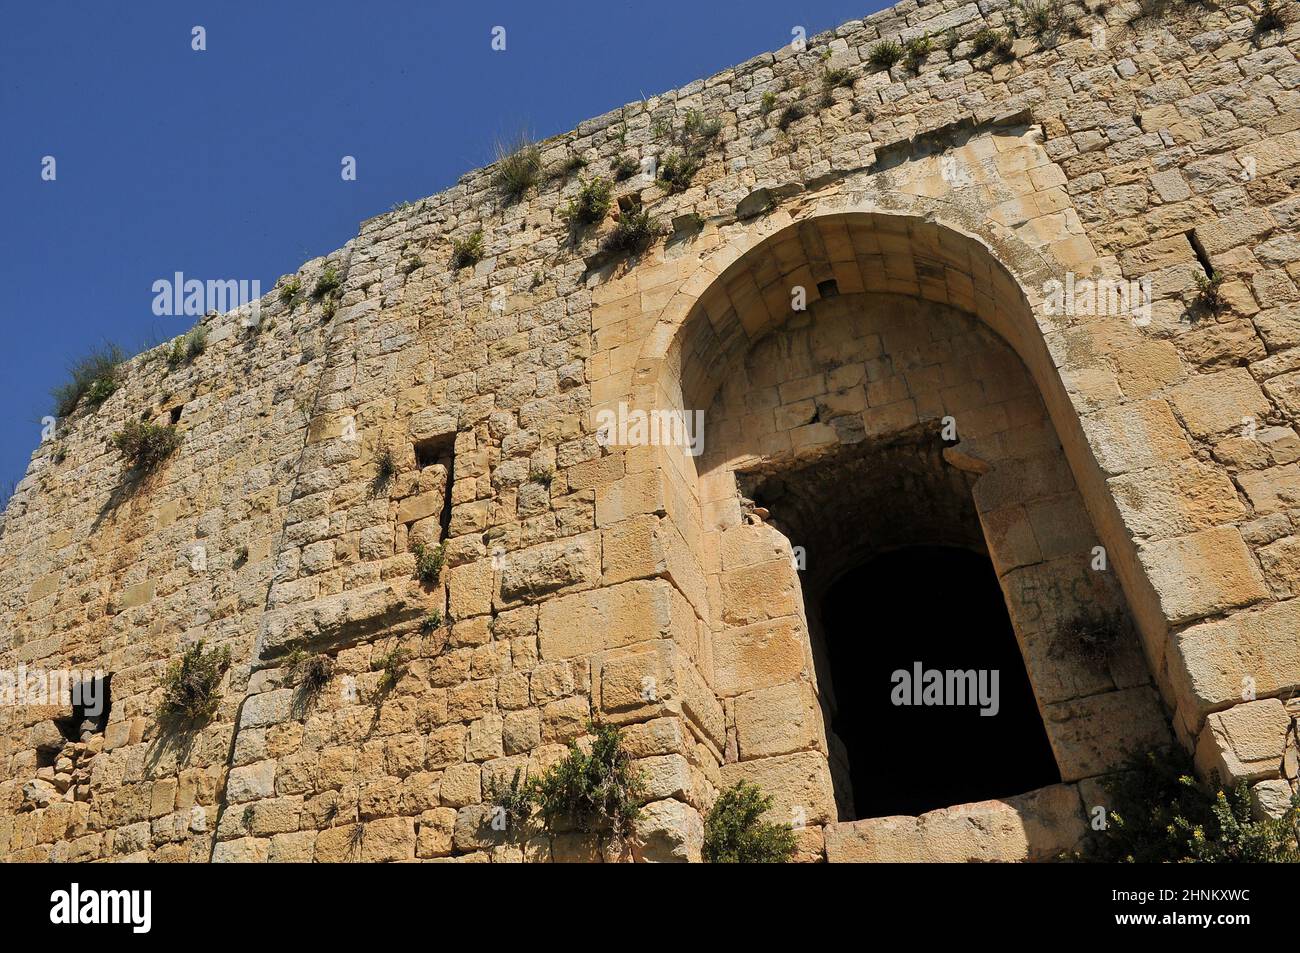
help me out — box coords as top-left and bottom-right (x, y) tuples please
(401, 433), (456, 546)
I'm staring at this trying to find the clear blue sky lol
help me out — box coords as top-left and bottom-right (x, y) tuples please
(0, 0), (885, 494)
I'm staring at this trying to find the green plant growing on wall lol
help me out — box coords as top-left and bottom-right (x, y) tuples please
(777, 101), (807, 130)
(1194, 269), (1226, 314)
(112, 420), (181, 473)
(158, 640), (232, 726)
(420, 609), (443, 633)
(312, 266), (341, 300)
(494, 134), (542, 201)
(278, 275), (301, 305)
(531, 722), (646, 841)
(657, 150), (703, 194)
(1073, 747), (1300, 862)
(868, 40), (904, 69)
(944, 27), (962, 53)
(411, 540), (446, 585)
(655, 109), (722, 194)
(903, 33), (934, 71)
(528, 465), (554, 487)
(1016, 0), (1063, 35)
(822, 66), (854, 91)
(604, 203), (662, 256)
(167, 326), (207, 369)
(486, 767), (536, 839)
(997, 36), (1017, 61)
(560, 176), (613, 229)
(371, 646), (407, 694)
(685, 110), (723, 138)
(373, 445), (396, 490)
(286, 649), (333, 695)
(703, 781), (797, 863)
(53, 345), (124, 417)
(970, 28), (1002, 55)
(451, 230), (485, 269)
(83, 374), (119, 409)
(557, 154), (587, 178)
(760, 91), (777, 115)
(611, 155), (640, 181)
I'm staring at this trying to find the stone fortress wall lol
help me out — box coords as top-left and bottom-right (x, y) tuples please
(1, 0), (1298, 862)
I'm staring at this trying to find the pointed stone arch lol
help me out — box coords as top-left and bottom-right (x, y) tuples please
(588, 179), (1213, 858)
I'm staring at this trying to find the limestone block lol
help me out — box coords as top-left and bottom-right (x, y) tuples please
(1170, 599), (1300, 724)
(268, 830), (316, 862)
(466, 713), (504, 762)
(212, 837), (269, 863)
(1168, 369), (1270, 438)
(825, 815), (923, 861)
(1108, 460), (1245, 541)
(541, 695), (590, 744)
(919, 783), (1086, 862)
(713, 617), (811, 697)
(1137, 527), (1268, 626)
(599, 643), (674, 715)
(361, 817), (415, 862)
(720, 558), (799, 625)
(396, 488), (444, 526)
(439, 763), (481, 807)
(453, 804), (508, 853)
(1194, 699), (1289, 784)
(1080, 400), (1191, 476)
(634, 798), (703, 863)
(502, 708), (541, 754)
(226, 761), (276, 803)
(734, 681), (823, 760)
(250, 796), (302, 836)
(116, 580), (156, 612)
(449, 558), (494, 619)
(1249, 779), (1296, 820)
(537, 578), (673, 659)
(240, 689), (293, 728)
(1237, 463), (1300, 515)
(261, 582), (422, 656)
(1042, 686), (1171, 781)
(601, 515), (664, 585)
(824, 783), (1086, 862)
(999, 556), (1149, 704)
(719, 750), (836, 827)
(499, 532), (599, 603)
(415, 807), (458, 858)
(637, 754), (692, 802)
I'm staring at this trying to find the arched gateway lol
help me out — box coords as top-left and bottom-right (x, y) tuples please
(591, 187), (1198, 858)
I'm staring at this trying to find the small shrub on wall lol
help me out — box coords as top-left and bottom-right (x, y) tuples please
(52, 344), (123, 417)
(158, 641), (232, 726)
(1073, 747), (1300, 863)
(112, 420), (181, 472)
(411, 540), (446, 585)
(703, 780), (797, 863)
(486, 722), (646, 843)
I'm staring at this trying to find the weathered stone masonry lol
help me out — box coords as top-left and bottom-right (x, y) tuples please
(2, 0), (1299, 862)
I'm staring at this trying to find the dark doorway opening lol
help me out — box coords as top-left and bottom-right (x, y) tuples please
(820, 546), (1060, 819)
